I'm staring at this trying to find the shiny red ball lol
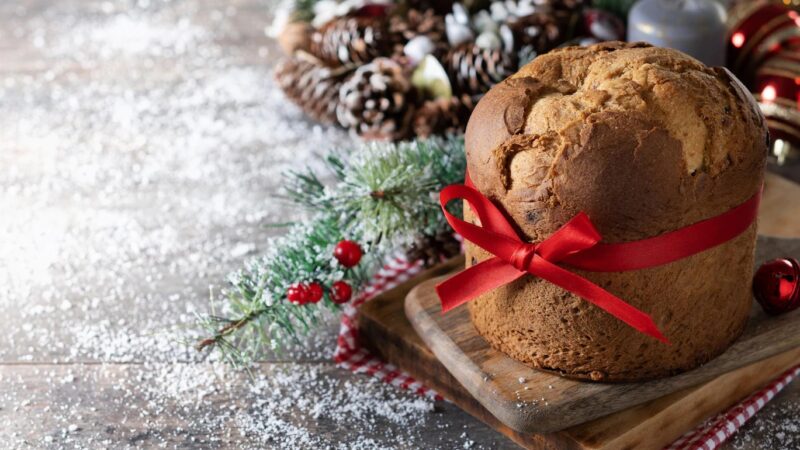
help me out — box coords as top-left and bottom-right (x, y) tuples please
(334, 240), (363, 268)
(287, 283), (309, 305)
(330, 281), (353, 304)
(306, 282), (324, 303)
(753, 257), (800, 315)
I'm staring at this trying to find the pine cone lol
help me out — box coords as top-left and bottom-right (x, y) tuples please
(542, 0), (586, 11)
(389, 8), (447, 57)
(406, 229), (461, 267)
(337, 57), (415, 140)
(444, 43), (518, 97)
(310, 16), (393, 66)
(413, 94), (476, 138)
(274, 56), (347, 124)
(506, 11), (570, 62)
(404, 0), (456, 15)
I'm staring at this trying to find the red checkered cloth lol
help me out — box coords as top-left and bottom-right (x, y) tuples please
(333, 255), (442, 400)
(666, 364), (800, 450)
(335, 256), (800, 448)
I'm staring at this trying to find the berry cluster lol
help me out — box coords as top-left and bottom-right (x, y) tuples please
(286, 240), (362, 306)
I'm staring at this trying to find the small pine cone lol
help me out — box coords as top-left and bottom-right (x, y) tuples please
(406, 229), (461, 267)
(274, 56), (347, 124)
(310, 16), (393, 66)
(404, 0), (455, 15)
(540, 0), (586, 11)
(413, 94), (476, 138)
(389, 8), (447, 56)
(337, 57), (416, 140)
(444, 43), (518, 97)
(506, 11), (570, 60)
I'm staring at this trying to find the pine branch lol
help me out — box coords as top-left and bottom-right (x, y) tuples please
(196, 136), (466, 364)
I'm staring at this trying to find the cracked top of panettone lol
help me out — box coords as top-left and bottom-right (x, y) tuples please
(464, 41), (768, 243)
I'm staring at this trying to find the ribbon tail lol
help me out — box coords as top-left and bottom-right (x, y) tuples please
(436, 257), (525, 313)
(533, 257), (670, 344)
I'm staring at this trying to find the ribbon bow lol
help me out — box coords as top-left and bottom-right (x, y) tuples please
(437, 174), (762, 343)
(436, 182), (670, 343)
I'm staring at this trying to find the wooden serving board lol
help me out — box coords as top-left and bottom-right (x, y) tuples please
(357, 173), (800, 449)
(406, 265), (800, 434)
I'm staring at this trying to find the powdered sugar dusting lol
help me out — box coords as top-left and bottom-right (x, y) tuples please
(0, 1), (502, 448)
(0, 0), (347, 363)
(730, 389), (800, 450)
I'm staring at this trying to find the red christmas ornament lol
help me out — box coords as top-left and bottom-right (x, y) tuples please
(753, 257), (800, 315)
(306, 282), (324, 303)
(287, 283), (309, 305)
(330, 281), (353, 304)
(334, 240), (363, 268)
(727, 2), (800, 84)
(754, 48), (800, 165)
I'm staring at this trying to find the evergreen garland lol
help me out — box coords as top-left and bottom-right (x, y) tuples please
(197, 136), (466, 364)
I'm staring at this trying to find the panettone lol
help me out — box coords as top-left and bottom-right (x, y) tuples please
(463, 42), (768, 381)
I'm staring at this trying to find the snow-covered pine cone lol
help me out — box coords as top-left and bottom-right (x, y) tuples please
(389, 8), (447, 57)
(274, 56), (347, 124)
(310, 16), (393, 66)
(337, 57), (416, 140)
(412, 94), (476, 138)
(506, 10), (573, 65)
(444, 43), (518, 97)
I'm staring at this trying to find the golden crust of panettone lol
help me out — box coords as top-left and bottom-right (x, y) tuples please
(463, 42), (768, 381)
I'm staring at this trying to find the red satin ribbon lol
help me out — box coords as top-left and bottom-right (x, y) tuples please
(436, 178), (762, 344)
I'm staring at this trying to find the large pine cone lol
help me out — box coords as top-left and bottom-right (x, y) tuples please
(444, 43), (518, 97)
(274, 56), (348, 124)
(413, 94), (476, 138)
(310, 16), (393, 66)
(337, 57), (415, 140)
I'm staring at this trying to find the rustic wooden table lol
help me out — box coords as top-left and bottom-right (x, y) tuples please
(0, 1), (796, 449)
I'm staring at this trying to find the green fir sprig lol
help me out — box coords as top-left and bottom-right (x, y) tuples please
(197, 136), (466, 364)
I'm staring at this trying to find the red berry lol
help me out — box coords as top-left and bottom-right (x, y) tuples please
(330, 281), (353, 304)
(306, 282), (324, 303)
(286, 283), (309, 305)
(334, 240), (363, 268)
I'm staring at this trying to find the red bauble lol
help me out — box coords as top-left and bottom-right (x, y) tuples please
(306, 282), (324, 303)
(334, 240), (363, 268)
(753, 257), (800, 315)
(287, 283), (309, 305)
(330, 281), (353, 304)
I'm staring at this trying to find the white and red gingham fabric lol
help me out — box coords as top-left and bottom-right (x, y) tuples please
(333, 255), (443, 400)
(335, 256), (799, 448)
(667, 364), (800, 450)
